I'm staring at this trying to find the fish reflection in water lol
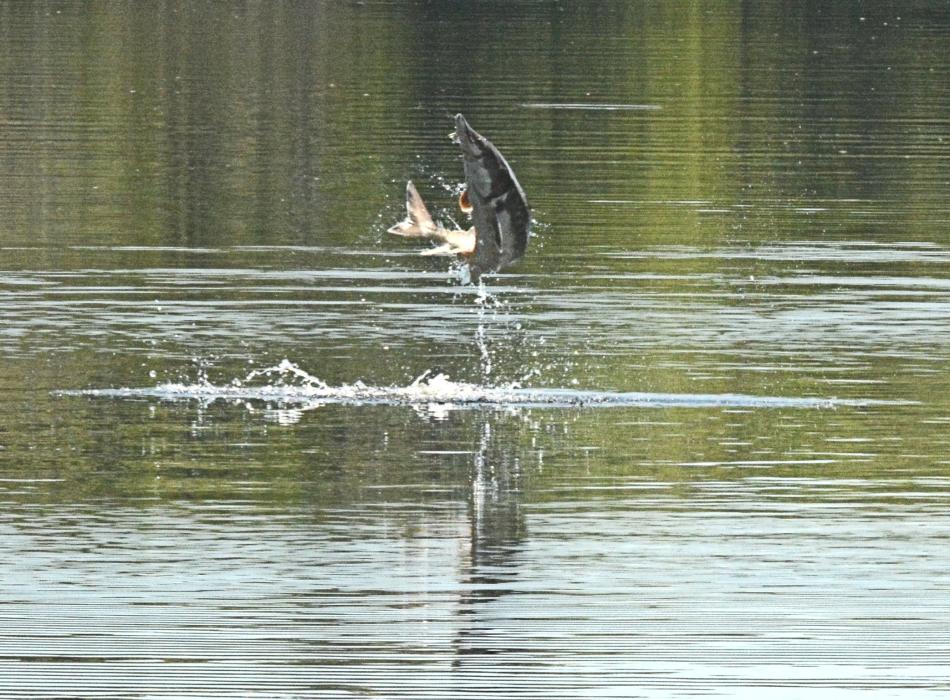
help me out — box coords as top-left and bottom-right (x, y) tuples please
(389, 114), (531, 281)
(452, 419), (527, 667)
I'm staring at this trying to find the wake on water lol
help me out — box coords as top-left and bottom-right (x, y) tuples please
(61, 358), (896, 411)
(56, 281), (906, 414)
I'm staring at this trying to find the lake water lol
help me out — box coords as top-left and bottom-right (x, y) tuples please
(2, 2), (949, 697)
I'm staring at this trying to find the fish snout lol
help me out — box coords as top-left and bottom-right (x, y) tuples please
(452, 113), (484, 158)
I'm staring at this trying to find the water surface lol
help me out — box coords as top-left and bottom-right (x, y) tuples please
(2, 2), (949, 697)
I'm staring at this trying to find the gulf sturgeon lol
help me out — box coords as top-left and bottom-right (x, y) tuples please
(388, 113), (531, 280)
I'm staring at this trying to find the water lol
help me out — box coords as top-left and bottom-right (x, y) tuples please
(2, 1), (950, 697)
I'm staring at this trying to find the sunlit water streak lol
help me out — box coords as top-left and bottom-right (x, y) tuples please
(5, 242), (949, 367)
(3, 500), (950, 699)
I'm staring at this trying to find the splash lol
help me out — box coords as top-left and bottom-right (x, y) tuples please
(241, 359), (329, 389)
(59, 359), (903, 413)
(474, 279), (495, 379)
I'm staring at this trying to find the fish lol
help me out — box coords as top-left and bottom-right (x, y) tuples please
(388, 113), (531, 280)
(387, 180), (477, 257)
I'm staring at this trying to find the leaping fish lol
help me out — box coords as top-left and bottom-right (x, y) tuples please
(388, 113), (531, 280)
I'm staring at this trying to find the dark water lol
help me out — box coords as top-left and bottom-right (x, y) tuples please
(2, 2), (950, 697)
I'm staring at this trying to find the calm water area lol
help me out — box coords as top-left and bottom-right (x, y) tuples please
(2, 2), (950, 697)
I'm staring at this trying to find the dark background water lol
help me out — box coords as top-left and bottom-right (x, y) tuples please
(1, 1), (949, 697)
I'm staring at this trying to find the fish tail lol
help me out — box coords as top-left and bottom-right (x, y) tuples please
(387, 181), (439, 237)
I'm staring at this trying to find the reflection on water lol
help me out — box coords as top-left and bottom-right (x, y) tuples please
(2, 1), (950, 697)
(4, 401), (950, 698)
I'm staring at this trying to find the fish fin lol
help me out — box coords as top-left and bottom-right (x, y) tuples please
(420, 243), (463, 257)
(458, 188), (472, 214)
(455, 227), (477, 255)
(387, 181), (438, 237)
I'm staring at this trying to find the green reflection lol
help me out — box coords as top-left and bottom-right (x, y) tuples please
(0, 0), (947, 510)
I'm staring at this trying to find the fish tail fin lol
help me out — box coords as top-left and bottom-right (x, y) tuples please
(388, 181), (439, 237)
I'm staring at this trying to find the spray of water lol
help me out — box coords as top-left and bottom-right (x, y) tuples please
(241, 359), (329, 389)
(59, 256), (897, 421)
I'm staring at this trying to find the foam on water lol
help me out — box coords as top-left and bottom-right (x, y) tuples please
(59, 359), (902, 412)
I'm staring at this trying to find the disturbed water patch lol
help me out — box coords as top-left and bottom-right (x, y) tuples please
(57, 360), (902, 412)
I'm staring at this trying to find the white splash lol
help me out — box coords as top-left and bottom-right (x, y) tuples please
(59, 360), (903, 413)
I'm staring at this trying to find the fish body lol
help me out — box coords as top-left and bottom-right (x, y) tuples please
(388, 114), (530, 279)
(452, 113), (530, 278)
